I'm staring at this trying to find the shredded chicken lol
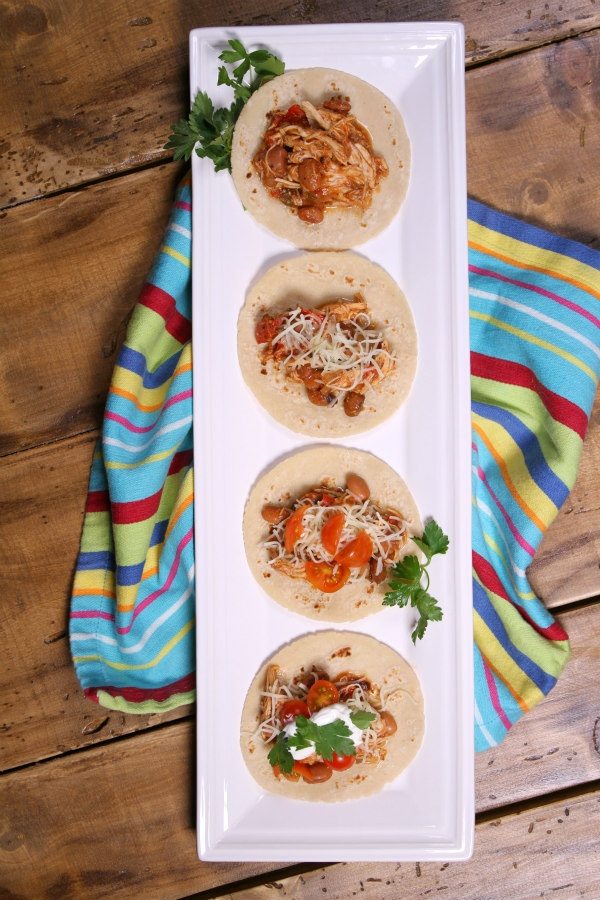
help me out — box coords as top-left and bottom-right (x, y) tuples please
(252, 95), (389, 223)
(257, 663), (396, 773)
(255, 295), (396, 416)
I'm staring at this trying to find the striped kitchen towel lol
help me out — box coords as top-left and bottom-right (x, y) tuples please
(469, 198), (599, 749)
(69, 183), (600, 749)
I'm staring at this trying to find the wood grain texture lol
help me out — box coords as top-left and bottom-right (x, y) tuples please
(467, 28), (600, 247)
(0, 432), (190, 774)
(528, 392), (600, 604)
(474, 601), (600, 812)
(0, 162), (181, 456)
(1, 0), (600, 208)
(220, 787), (600, 899)
(1, 673), (599, 900)
(2, 31), (600, 460)
(1, 417), (598, 802)
(0, 720), (280, 900)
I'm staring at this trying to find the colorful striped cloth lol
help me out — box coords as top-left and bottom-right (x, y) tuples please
(69, 182), (600, 749)
(469, 198), (600, 749)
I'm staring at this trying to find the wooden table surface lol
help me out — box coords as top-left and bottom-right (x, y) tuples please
(1, 2), (600, 897)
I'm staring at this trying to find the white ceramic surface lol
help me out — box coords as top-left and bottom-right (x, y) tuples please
(191, 22), (473, 862)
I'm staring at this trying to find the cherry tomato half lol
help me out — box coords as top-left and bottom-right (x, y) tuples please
(306, 679), (340, 713)
(279, 699), (310, 726)
(321, 512), (345, 555)
(305, 560), (350, 593)
(335, 530), (373, 568)
(293, 761), (332, 783)
(284, 506), (306, 553)
(324, 752), (356, 771)
(272, 764), (300, 782)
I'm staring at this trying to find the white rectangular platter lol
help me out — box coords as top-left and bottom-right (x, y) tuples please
(191, 22), (473, 862)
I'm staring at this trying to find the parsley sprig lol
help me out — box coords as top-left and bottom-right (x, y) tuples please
(267, 710), (376, 773)
(164, 39), (285, 171)
(382, 519), (449, 643)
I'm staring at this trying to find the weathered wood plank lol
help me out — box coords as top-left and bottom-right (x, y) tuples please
(1, 1), (600, 207)
(221, 788), (600, 900)
(0, 162), (181, 456)
(529, 395), (600, 605)
(1, 425), (598, 802)
(467, 28), (600, 246)
(0, 432), (190, 774)
(0, 720), (281, 900)
(1, 703), (599, 899)
(474, 600), (600, 813)
(2, 31), (600, 459)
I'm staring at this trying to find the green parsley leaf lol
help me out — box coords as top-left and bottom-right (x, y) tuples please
(287, 716), (356, 762)
(164, 38), (285, 172)
(267, 731), (294, 773)
(349, 710), (377, 730)
(422, 519), (450, 556)
(383, 517), (449, 643)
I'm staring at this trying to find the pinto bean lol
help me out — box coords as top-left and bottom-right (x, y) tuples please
(378, 711), (398, 737)
(298, 157), (322, 192)
(266, 144), (288, 177)
(296, 364), (323, 390)
(346, 473), (370, 501)
(343, 391), (365, 417)
(368, 557), (387, 584)
(261, 504), (289, 525)
(298, 205), (324, 224)
(306, 386), (335, 407)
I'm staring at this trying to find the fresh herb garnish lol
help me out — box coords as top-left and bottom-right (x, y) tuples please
(267, 731), (295, 773)
(288, 715), (356, 762)
(164, 38), (285, 171)
(382, 518), (449, 643)
(349, 709), (376, 730)
(267, 711), (377, 770)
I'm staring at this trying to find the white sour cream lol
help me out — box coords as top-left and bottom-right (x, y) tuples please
(282, 703), (364, 761)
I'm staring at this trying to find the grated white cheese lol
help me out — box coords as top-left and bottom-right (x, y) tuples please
(270, 306), (396, 398)
(263, 494), (408, 576)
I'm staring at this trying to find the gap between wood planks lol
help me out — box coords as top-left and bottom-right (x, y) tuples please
(180, 779), (600, 900)
(1, 594), (597, 776)
(2, 21), (599, 219)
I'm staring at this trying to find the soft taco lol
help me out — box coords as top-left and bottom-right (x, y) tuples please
(231, 68), (410, 249)
(240, 630), (424, 801)
(243, 446), (422, 622)
(238, 252), (417, 437)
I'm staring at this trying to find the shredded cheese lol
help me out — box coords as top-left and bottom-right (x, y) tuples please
(270, 307), (396, 399)
(263, 493), (408, 577)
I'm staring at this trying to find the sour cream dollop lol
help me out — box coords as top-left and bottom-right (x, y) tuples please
(282, 702), (365, 761)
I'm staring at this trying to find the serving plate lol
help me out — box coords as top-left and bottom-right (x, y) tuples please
(191, 22), (473, 862)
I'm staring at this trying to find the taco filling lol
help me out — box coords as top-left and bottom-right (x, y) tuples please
(258, 661), (398, 784)
(261, 473), (409, 592)
(255, 295), (397, 418)
(251, 96), (389, 224)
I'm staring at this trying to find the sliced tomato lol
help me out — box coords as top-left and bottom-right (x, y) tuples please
(306, 679), (340, 713)
(335, 530), (373, 568)
(255, 314), (283, 344)
(279, 699), (310, 726)
(305, 560), (350, 593)
(324, 752), (356, 771)
(321, 512), (345, 555)
(293, 761), (332, 783)
(284, 506), (306, 553)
